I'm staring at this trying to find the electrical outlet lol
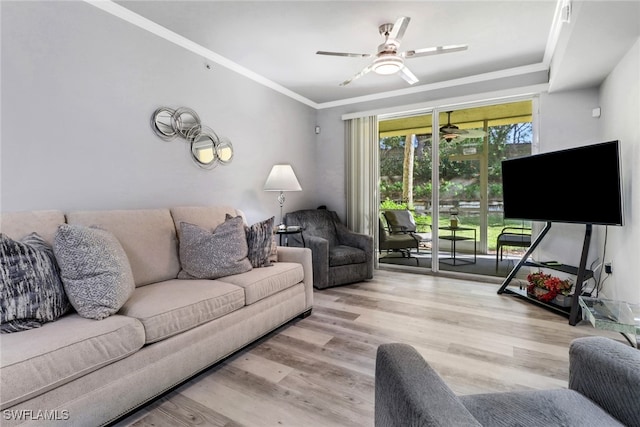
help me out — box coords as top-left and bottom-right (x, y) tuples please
(605, 262), (613, 274)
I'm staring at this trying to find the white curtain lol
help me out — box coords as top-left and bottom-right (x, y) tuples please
(345, 116), (379, 245)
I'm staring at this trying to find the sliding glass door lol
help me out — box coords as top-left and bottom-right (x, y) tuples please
(378, 100), (534, 277)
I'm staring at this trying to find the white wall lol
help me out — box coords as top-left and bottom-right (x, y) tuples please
(598, 37), (640, 304)
(534, 88), (603, 279)
(0, 1), (318, 224)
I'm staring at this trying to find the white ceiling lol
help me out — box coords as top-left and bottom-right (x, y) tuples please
(107, 1), (640, 108)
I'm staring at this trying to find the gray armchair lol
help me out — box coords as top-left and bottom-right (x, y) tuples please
(284, 209), (373, 289)
(375, 337), (640, 427)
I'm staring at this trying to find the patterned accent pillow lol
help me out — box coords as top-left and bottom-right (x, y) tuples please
(0, 233), (71, 333)
(269, 233), (278, 263)
(179, 216), (252, 279)
(53, 224), (135, 320)
(244, 216), (275, 268)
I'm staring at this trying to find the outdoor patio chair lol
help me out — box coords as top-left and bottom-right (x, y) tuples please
(382, 210), (432, 253)
(496, 226), (531, 269)
(379, 215), (421, 264)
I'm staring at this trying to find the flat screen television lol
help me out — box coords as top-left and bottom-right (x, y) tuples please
(501, 140), (623, 226)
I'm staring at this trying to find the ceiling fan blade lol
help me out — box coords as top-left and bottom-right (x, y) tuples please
(399, 66), (419, 85)
(402, 44), (468, 58)
(316, 51), (371, 58)
(463, 129), (487, 138)
(389, 16), (410, 42)
(339, 64), (374, 86)
(441, 127), (468, 135)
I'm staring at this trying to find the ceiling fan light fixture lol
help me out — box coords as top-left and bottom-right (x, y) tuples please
(372, 55), (404, 75)
(317, 16), (469, 86)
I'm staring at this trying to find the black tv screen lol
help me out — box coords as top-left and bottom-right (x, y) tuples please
(501, 141), (623, 225)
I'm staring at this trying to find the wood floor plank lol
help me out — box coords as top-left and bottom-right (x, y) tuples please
(227, 353), (294, 383)
(114, 271), (625, 427)
(279, 324), (334, 346)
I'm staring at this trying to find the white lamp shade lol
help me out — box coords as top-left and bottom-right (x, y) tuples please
(263, 164), (302, 192)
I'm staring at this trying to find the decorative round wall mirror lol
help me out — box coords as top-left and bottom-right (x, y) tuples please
(216, 137), (234, 164)
(151, 106), (234, 170)
(151, 107), (177, 140)
(172, 107), (201, 138)
(189, 127), (219, 169)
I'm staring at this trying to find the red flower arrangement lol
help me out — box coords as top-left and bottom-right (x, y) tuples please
(526, 272), (572, 303)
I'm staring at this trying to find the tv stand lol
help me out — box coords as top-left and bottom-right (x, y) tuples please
(497, 222), (593, 325)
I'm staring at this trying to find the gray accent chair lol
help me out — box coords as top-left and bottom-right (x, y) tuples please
(284, 209), (373, 289)
(375, 337), (640, 427)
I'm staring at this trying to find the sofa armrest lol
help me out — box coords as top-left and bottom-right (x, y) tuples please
(340, 229), (373, 252)
(341, 231), (374, 277)
(299, 235), (329, 289)
(375, 343), (482, 427)
(276, 246), (313, 310)
(569, 336), (640, 427)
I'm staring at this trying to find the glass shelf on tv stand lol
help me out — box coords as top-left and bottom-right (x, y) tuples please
(579, 296), (640, 348)
(524, 260), (594, 281)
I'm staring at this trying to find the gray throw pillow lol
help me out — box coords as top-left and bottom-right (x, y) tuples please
(53, 224), (135, 320)
(244, 216), (275, 268)
(268, 233), (278, 263)
(0, 233), (71, 333)
(179, 216), (252, 279)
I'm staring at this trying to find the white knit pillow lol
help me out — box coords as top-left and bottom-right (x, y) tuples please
(53, 224), (134, 320)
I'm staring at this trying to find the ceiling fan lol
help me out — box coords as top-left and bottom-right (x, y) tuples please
(316, 16), (468, 86)
(440, 111), (486, 142)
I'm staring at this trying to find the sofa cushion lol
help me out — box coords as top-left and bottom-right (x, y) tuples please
(0, 314), (145, 410)
(329, 245), (367, 267)
(0, 210), (66, 245)
(66, 209), (180, 287)
(1, 233), (71, 333)
(460, 389), (625, 427)
(178, 218), (252, 279)
(54, 224), (135, 320)
(222, 262), (304, 305)
(118, 279), (245, 343)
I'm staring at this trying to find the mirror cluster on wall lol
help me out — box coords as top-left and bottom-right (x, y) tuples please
(151, 107), (233, 169)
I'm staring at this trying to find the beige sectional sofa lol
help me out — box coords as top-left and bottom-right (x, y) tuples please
(0, 206), (313, 426)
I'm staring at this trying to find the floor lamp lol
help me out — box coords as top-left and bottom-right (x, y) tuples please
(263, 164), (302, 227)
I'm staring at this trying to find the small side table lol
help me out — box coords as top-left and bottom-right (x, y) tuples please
(438, 226), (477, 266)
(579, 296), (640, 348)
(275, 228), (305, 247)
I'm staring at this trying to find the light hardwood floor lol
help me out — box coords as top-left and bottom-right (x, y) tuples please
(115, 270), (620, 427)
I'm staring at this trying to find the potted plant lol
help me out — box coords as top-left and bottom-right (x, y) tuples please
(527, 271), (573, 306)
